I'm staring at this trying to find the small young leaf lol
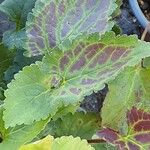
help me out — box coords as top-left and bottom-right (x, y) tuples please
(0, 106), (49, 150)
(37, 112), (101, 140)
(26, 0), (118, 56)
(4, 33), (150, 127)
(20, 135), (95, 150)
(0, 0), (36, 29)
(102, 67), (150, 130)
(97, 107), (150, 150)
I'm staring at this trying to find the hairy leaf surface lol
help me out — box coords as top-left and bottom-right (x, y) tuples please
(26, 0), (118, 56)
(4, 33), (150, 127)
(97, 107), (150, 150)
(20, 135), (95, 150)
(102, 67), (150, 130)
(0, 106), (49, 150)
(37, 112), (101, 140)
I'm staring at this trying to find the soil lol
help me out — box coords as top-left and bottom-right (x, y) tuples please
(138, 0), (150, 21)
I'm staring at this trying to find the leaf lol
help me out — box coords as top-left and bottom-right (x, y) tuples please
(37, 112), (101, 140)
(0, 0), (36, 29)
(143, 57), (150, 68)
(0, 10), (15, 42)
(0, 43), (14, 82)
(102, 67), (150, 130)
(20, 135), (95, 150)
(26, 0), (118, 56)
(4, 32), (150, 127)
(19, 135), (54, 150)
(4, 49), (42, 83)
(112, 0), (122, 18)
(97, 107), (150, 150)
(2, 29), (26, 49)
(0, 106), (49, 150)
(92, 143), (116, 150)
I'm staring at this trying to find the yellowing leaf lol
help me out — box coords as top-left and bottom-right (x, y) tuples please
(19, 135), (54, 150)
(20, 135), (95, 150)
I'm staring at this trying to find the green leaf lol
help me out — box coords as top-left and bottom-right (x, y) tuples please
(4, 33), (150, 127)
(4, 49), (42, 83)
(102, 67), (150, 130)
(0, 106), (49, 150)
(2, 29), (26, 49)
(112, 0), (122, 18)
(0, 43), (14, 82)
(37, 112), (101, 140)
(97, 107), (150, 150)
(26, 0), (118, 56)
(143, 57), (150, 68)
(92, 143), (116, 150)
(20, 135), (95, 150)
(0, 0), (36, 29)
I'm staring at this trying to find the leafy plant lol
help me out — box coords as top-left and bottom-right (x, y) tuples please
(0, 0), (150, 149)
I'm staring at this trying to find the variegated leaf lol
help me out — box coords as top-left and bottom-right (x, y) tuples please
(26, 0), (118, 56)
(4, 33), (150, 127)
(97, 107), (150, 150)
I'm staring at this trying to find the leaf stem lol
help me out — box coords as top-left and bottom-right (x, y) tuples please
(87, 139), (106, 144)
(140, 22), (150, 68)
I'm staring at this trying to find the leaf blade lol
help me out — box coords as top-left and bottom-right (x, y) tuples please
(4, 33), (150, 127)
(26, 0), (118, 56)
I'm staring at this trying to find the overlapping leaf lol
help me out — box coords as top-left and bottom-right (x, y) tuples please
(102, 67), (150, 130)
(20, 135), (95, 150)
(26, 0), (118, 56)
(97, 107), (150, 150)
(37, 112), (101, 140)
(0, 43), (14, 81)
(92, 143), (116, 150)
(0, 0), (36, 29)
(4, 33), (150, 127)
(2, 29), (26, 49)
(0, 106), (49, 150)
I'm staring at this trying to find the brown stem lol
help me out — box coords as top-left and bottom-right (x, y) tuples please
(140, 22), (150, 68)
(141, 22), (150, 41)
(87, 139), (106, 144)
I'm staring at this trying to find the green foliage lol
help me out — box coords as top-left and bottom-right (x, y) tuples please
(2, 29), (26, 49)
(0, 0), (36, 29)
(0, 0), (150, 149)
(0, 43), (14, 81)
(102, 66), (150, 130)
(20, 135), (95, 150)
(4, 33), (150, 127)
(37, 112), (101, 140)
(0, 106), (49, 150)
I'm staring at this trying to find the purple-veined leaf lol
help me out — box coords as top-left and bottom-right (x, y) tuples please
(3, 32), (150, 127)
(97, 107), (150, 150)
(101, 67), (150, 130)
(26, 0), (118, 56)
